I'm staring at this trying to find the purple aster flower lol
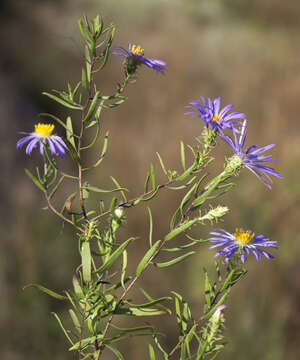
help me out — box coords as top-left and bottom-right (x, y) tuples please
(112, 44), (166, 74)
(209, 228), (278, 263)
(17, 123), (67, 158)
(221, 120), (282, 189)
(186, 96), (246, 132)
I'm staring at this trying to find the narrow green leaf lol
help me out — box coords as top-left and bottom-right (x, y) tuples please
(149, 344), (156, 360)
(42, 92), (82, 110)
(176, 162), (195, 182)
(170, 207), (181, 231)
(25, 168), (46, 192)
(78, 18), (91, 43)
(95, 237), (135, 274)
(106, 345), (124, 360)
(148, 207), (153, 247)
(72, 275), (84, 299)
(85, 45), (91, 82)
(111, 176), (127, 202)
(23, 283), (67, 300)
(82, 185), (128, 194)
(69, 335), (102, 351)
(83, 91), (99, 123)
(156, 152), (167, 176)
(82, 131), (109, 171)
(82, 67), (88, 90)
(109, 197), (118, 212)
(121, 250), (127, 289)
(165, 218), (199, 241)
(201, 289), (230, 320)
(136, 240), (161, 277)
(82, 242), (91, 283)
(150, 163), (156, 190)
(219, 269), (235, 292)
(63, 137), (81, 165)
(154, 252), (195, 268)
(204, 269), (213, 308)
(52, 312), (74, 345)
(111, 324), (154, 333)
(115, 307), (166, 316)
(66, 116), (76, 148)
(179, 181), (198, 215)
(180, 141), (186, 170)
(69, 309), (81, 333)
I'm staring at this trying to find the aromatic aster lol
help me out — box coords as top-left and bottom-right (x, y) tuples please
(221, 120), (282, 189)
(209, 228), (278, 263)
(17, 123), (67, 158)
(187, 96), (246, 132)
(112, 44), (166, 75)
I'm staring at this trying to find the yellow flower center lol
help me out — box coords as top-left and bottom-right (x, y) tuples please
(34, 123), (55, 138)
(211, 113), (222, 122)
(234, 228), (254, 246)
(131, 44), (144, 56)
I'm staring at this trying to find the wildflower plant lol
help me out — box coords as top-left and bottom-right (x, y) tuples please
(18, 15), (281, 360)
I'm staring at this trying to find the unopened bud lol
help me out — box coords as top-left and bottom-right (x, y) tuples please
(114, 207), (124, 219)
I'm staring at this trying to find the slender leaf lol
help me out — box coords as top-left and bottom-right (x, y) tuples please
(42, 92), (82, 110)
(66, 116), (76, 148)
(69, 309), (81, 333)
(149, 344), (156, 360)
(82, 242), (91, 283)
(180, 141), (186, 170)
(23, 283), (67, 300)
(52, 312), (74, 345)
(154, 252), (195, 268)
(82, 185), (128, 194)
(63, 137), (81, 165)
(95, 237), (135, 274)
(83, 91), (99, 123)
(110, 176), (127, 202)
(165, 218), (199, 241)
(136, 240), (161, 277)
(148, 207), (153, 247)
(150, 163), (156, 190)
(25, 168), (46, 192)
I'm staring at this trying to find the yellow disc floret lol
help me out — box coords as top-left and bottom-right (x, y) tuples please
(34, 123), (55, 138)
(234, 228), (254, 246)
(211, 113), (222, 122)
(131, 44), (144, 56)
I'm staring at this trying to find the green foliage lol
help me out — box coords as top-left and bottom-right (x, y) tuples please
(20, 12), (265, 360)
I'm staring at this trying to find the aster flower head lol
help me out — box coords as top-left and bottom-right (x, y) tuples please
(187, 96), (246, 132)
(112, 43), (166, 75)
(16, 123), (67, 158)
(221, 120), (282, 189)
(209, 228), (278, 263)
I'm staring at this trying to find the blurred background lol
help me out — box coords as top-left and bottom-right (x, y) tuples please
(1, 0), (299, 359)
